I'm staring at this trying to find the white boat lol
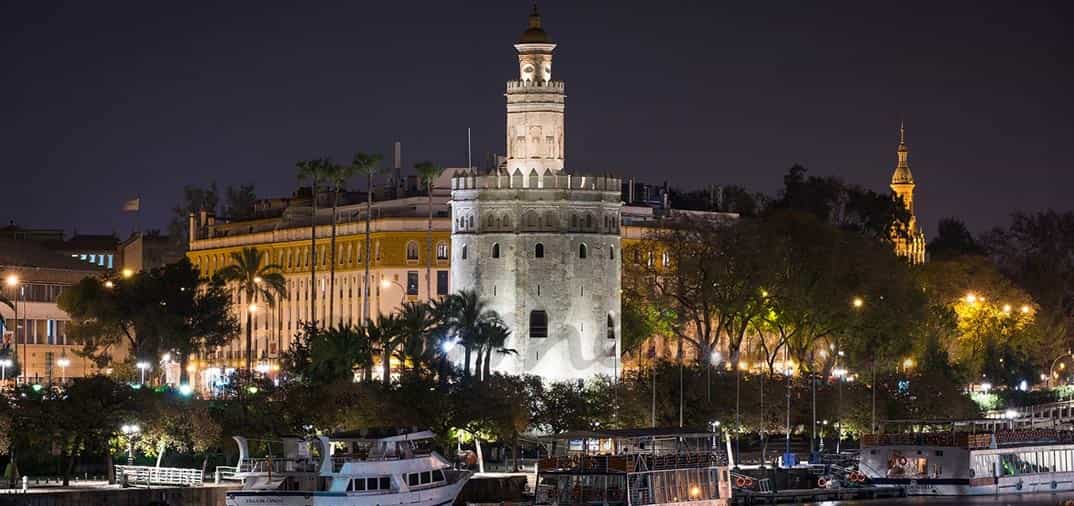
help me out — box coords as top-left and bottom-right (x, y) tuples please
(860, 419), (1074, 495)
(225, 428), (471, 506)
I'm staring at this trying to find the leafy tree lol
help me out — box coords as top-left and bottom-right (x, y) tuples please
(628, 216), (773, 366)
(223, 184), (257, 220)
(771, 164), (911, 243)
(351, 152), (385, 324)
(216, 247), (287, 373)
(928, 217), (984, 260)
(137, 397), (222, 469)
(60, 260), (238, 369)
(415, 161), (444, 300)
(168, 183), (219, 247)
(985, 211), (1074, 369)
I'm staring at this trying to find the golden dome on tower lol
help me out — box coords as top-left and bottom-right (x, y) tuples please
(518, 3), (551, 43)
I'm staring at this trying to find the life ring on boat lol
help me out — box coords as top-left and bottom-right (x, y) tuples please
(898, 457), (908, 466)
(735, 476), (746, 488)
(744, 477), (754, 488)
(817, 477), (828, 488)
(848, 471), (859, 482)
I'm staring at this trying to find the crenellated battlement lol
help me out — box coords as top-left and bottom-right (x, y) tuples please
(451, 169), (620, 193)
(506, 80), (566, 91)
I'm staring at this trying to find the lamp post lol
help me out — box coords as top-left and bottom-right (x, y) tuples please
(121, 424), (140, 465)
(833, 360), (847, 454)
(56, 356), (70, 384)
(136, 361), (150, 385)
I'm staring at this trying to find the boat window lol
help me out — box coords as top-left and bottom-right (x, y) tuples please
(408, 473), (420, 486)
(432, 469), (445, 482)
(349, 478), (365, 491)
(380, 477), (390, 490)
(367, 478), (378, 490)
(935, 450), (943, 456)
(420, 471), (432, 484)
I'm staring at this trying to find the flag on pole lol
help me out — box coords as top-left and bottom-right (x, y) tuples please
(122, 197), (140, 212)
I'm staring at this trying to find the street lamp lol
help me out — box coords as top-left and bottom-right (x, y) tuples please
(136, 361), (150, 385)
(121, 424), (141, 465)
(121, 268), (134, 279)
(833, 366), (848, 453)
(104, 280), (114, 289)
(56, 356), (71, 384)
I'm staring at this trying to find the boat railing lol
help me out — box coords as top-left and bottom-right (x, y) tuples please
(863, 429), (1074, 449)
(240, 457), (318, 474)
(538, 451), (726, 474)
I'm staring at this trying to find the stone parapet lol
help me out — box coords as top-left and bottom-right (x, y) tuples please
(452, 170), (620, 193)
(506, 80), (565, 91)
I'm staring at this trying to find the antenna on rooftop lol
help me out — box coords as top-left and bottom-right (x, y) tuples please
(467, 128), (472, 169)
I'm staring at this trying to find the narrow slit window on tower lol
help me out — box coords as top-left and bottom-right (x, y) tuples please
(530, 310), (548, 338)
(579, 243), (587, 259)
(461, 244), (468, 260)
(607, 314), (616, 339)
(535, 243), (544, 258)
(492, 243), (500, 258)
(609, 246), (615, 260)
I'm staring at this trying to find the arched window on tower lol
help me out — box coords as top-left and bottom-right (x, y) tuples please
(535, 243), (544, 258)
(609, 246), (615, 260)
(607, 314), (616, 340)
(530, 310), (548, 338)
(492, 243), (500, 258)
(579, 243), (587, 259)
(461, 244), (468, 260)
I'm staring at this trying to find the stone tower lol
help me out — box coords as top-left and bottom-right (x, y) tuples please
(450, 7), (622, 381)
(890, 123), (926, 264)
(505, 4), (565, 175)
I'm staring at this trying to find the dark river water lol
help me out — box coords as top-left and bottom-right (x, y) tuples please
(809, 493), (1074, 505)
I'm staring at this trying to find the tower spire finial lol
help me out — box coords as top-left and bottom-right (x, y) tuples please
(899, 120), (905, 145)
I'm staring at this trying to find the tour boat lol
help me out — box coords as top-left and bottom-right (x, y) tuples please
(225, 428), (471, 506)
(860, 419), (1074, 496)
(534, 428), (734, 505)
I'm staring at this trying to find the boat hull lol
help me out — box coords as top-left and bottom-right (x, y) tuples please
(226, 478), (467, 506)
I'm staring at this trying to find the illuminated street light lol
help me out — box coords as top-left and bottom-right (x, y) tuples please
(253, 276), (263, 284)
(178, 384), (194, 397)
(136, 361), (150, 385)
(248, 303), (258, 313)
(965, 293), (977, 304)
(1021, 305), (1031, 314)
(1003, 304), (1012, 314)
(56, 356), (71, 383)
(121, 268), (134, 279)
(902, 358), (914, 370)
(0, 358), (12, 382)
(5, 275), (18, 287)
(852, 297), (863, 308)
(980, 382), (992, 392)
(121, 424), (141, 464)
(104, 280), (114, 288)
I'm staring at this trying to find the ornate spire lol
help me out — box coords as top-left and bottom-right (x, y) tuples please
(891, 121), (913, 185)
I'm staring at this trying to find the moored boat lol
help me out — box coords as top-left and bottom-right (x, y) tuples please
(860, 419), (1074, 496)
(225, 428), (471, 506)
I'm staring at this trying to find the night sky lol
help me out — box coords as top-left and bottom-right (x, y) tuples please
(3, 1), (1072, 238)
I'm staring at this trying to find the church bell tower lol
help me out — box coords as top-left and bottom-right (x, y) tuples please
(505, 5), (565, 174)
(890, 122), (926, 264)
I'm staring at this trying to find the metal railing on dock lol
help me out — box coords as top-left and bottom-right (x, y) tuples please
(114, 465), (204, 487)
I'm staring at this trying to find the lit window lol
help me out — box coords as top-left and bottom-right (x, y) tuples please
(406, 241), (419, 261)
(530, 310), (548, 338)
(436, 242), (449, 260)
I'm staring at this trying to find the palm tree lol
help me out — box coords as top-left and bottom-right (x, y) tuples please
(217, 247), (287, 373)
(479, 319), (515, 380)
(396, 301), (437, 375)
(414, 161), (444, 300)
(326, 161), (357, 327)
(366, 313), (402, 384)
(351, 152), (384, 325)
(297, 158), (331, 326)
(306, 325), (374, 384)
(440, 290), (499, 379)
